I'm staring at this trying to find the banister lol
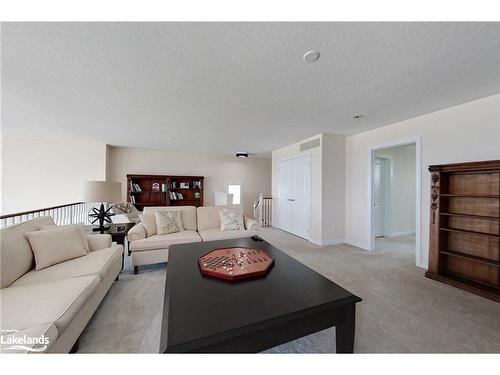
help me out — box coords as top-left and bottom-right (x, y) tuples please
(0, 202), (85, 219)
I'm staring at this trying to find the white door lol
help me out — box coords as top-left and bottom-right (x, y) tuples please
(290, 155), (310, 239)
(373, 157), (386, 237)
(277, 158), (293, 233)
(277, 154), (310, 239)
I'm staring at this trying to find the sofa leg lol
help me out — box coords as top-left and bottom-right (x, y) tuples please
(134, 266), (139, 274)
(69, 338), (80, 353)
(115, 274), (119, 281)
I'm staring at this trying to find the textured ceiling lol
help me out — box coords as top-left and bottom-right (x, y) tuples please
(2, 22), (500, 156)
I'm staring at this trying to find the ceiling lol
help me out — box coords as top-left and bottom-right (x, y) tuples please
(2, 22), (499, 156)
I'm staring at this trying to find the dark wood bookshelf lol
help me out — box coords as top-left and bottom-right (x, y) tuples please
(426, 160), (500, 302)
(127, 174), (204, 211)
(440, 212), (500, 221)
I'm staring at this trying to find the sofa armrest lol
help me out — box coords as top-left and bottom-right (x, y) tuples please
(244, 216), (259, 231)
(127, 223), (146, 242)
(87, 234), (112, 251)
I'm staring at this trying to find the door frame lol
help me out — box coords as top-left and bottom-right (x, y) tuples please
(276, 151), (312, 240)
(368, 136), (423, 268)
(373, 155), (392, 238)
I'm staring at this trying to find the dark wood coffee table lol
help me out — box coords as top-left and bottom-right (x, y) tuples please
(160, 237), (362, 353)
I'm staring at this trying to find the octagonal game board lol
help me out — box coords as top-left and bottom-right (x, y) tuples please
(199, 247), (274, 281)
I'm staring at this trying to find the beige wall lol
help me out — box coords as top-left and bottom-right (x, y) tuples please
(272, 133), (346, 245)
(322, 134), (345, 244)
(345, 94), (500, 268)
(107, 146), (271, 217)
(0, 136), (107, 215)
(375, 144), (416, 236)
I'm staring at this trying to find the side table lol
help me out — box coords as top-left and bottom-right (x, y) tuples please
(86, 222), (135, 271)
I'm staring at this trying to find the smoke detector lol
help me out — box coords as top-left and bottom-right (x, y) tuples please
(303, 51), (320, 63)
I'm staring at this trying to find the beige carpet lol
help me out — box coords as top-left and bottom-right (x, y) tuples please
(78, 228), (500, 353)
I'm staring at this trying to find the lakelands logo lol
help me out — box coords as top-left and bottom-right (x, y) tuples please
(1, 329), (50, 352)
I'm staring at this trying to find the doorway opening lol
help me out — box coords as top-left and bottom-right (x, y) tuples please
(369, 137), (422, 267)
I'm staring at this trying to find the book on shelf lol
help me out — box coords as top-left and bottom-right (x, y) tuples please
(169, 191), (183, 200)
(130, 195), (136, 204)
(130, 182), (142, 193)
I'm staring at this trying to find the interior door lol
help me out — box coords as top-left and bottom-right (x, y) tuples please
(290, 154), (310, 239)
(277, 154), (310, 240)
(373, 157), (385, 237)
(277, 158), (293, 232)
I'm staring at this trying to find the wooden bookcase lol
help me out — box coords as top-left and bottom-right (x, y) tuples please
(425, 160), (500, 302)
(127, 174), (204, 211)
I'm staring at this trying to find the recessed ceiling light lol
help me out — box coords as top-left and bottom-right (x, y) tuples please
(303, 50), (320, 63)
(236, 152), (248, 158)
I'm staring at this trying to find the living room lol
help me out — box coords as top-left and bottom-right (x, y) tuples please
(1, 2), (499, 374)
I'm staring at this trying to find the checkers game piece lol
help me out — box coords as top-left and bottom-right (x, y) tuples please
(199, 247), (274, 281)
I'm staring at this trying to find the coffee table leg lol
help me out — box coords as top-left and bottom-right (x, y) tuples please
(335, 303), (356, 353)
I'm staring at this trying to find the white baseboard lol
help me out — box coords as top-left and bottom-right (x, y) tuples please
(344, 239), (370, 251)
(309, 238), (345, 246)
(386, 230), (415, 238)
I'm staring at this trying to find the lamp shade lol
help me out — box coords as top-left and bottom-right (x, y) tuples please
(83, 181), (121, 203)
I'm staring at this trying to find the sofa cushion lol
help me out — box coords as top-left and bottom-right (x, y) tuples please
(10, 246), (122, 287)
(222, 207), (245, 230)
(39, 223), (90, 252)
(0, 275), (100, 333)
(198, 228), (256, 242)
(143, 206), (197, 231)
(139, 213), (158, 236)
(25, 226), (88, 270)
(197, 205), (245, 231)
(130, 230), (201, 252)
(155, 210), (184, 235)
(0, 216), (56, 288)
(220, 210), (243, 231)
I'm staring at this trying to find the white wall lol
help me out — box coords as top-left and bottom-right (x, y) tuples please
(272, 133), (346, 245)
(107, 146), (271, 218)
(0, 136), (107, 214)
(374, 144), (416, 237)
(345, 94), (500, 268)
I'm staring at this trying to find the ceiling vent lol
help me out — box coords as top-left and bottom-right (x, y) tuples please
(299, 138), (320, 152)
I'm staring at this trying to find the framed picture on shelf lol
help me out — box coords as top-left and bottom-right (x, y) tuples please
(180, 182), (190, 189)
(152, 182), (160, 192)
(193, 181), (201, 189)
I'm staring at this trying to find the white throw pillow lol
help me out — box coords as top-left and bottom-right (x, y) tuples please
(39, 223), (90, 253)
(155, 210), (184, 235)
(222, 208), (245, 230)
(220, 211), (243, 231)
(139, 213), (158, 237)
(25, 226), (88, 270)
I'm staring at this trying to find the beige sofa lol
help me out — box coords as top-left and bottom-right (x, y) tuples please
(127, 205), (258, 273)
(0, 216), (123, 353)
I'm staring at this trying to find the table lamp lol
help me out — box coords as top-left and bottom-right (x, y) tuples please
(83, 181), (121, 233)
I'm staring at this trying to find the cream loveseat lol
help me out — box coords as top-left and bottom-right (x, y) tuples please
(127, 205), (258, 273)
(0, 216), (123, 353)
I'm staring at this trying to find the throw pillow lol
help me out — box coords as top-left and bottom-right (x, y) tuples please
(222, 207), (245, 230)
(25, 226), (88, 270)
(155, 210), (184, 235)
(39, 223), (90, 253)
(220, 211), (242, 231)
(139, 213), (158, 237)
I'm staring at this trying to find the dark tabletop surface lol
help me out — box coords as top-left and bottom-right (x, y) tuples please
(160, 237), (361, 352)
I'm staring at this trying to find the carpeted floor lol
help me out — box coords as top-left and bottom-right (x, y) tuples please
(78, 228), (500, 353)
